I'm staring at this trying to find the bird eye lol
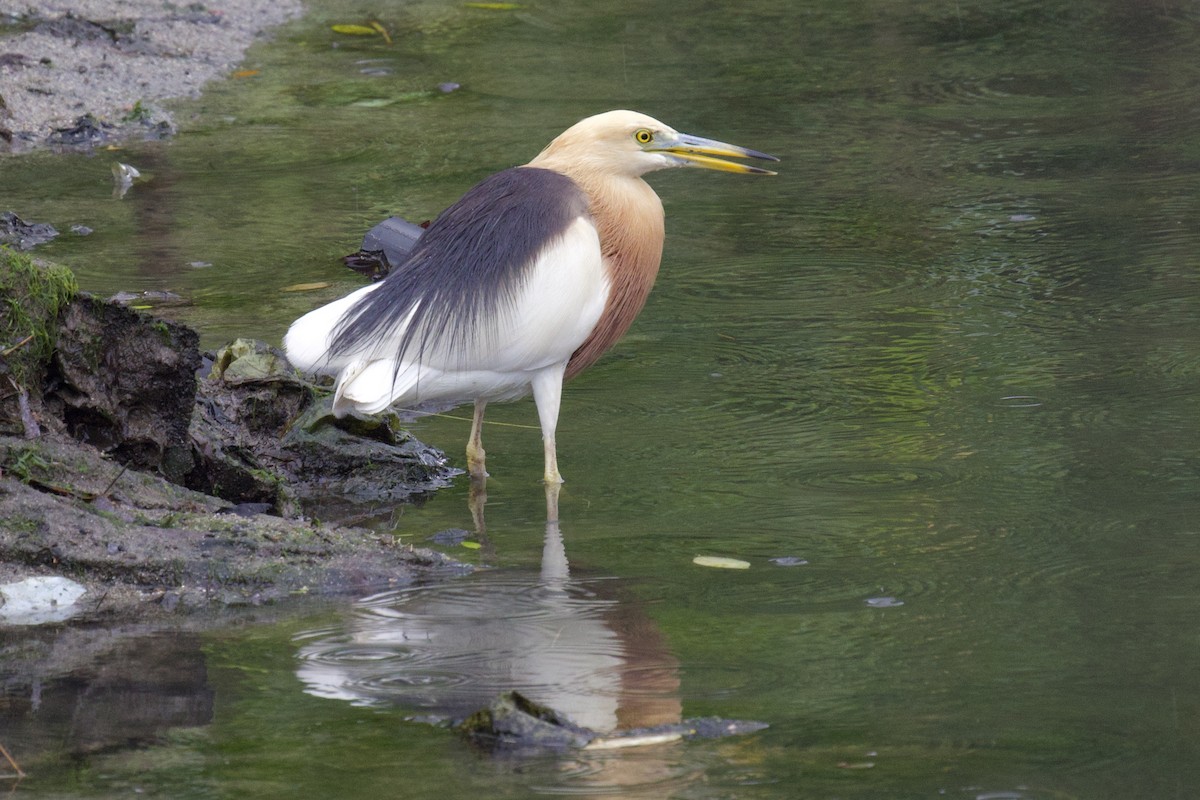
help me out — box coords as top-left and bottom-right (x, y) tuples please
(634, 129), (654, 144)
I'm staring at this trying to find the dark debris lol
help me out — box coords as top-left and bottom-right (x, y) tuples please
(0, 211), (59, 250)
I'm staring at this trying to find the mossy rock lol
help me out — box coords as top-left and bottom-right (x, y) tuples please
(0, 247), (77, 435)
(187, 338), (455, 518)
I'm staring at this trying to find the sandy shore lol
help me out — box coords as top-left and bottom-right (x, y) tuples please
(0, 0), (303, 150)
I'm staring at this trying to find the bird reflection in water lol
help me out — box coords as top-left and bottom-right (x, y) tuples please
(294, 511), (693, 793)
(295, 515), (679, 728)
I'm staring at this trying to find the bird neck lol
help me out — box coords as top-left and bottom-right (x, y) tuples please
(533, 166), (665, 380)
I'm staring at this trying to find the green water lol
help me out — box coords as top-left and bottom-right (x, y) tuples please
(4, 0), (1200, 796)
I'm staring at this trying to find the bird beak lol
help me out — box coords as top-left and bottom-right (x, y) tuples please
(650, 132), (779, 175)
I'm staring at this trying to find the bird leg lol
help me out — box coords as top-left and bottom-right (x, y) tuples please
(531, 367), (566, 484)
(542, 436), (561, 485)
(466, 398), (488, 479)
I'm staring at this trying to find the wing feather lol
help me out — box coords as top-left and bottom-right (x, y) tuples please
(283, 167), (610, 416)
(332, 217), (608, 413)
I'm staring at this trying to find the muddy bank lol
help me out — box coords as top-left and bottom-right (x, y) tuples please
(0, 0), (303, 149)
(0, 248), (468, 621)
(0, 432), (469, 614)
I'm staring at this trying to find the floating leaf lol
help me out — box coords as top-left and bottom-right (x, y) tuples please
(465, 2), (521, 8)
(280, 281), (332, 292)
(461, 541), (482, 550)
(693, 556), (750, 570)
(332, 23), (379, 35)
(351, 98), (395, 108)
(584, 732), (683, 750)
(232, 69), (260, 78)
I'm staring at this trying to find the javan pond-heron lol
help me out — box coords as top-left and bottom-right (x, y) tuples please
(285, 110), (777, 484)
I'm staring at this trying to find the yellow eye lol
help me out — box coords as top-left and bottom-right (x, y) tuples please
(634, 128), (654, 144)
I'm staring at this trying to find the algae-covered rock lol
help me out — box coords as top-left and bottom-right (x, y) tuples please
(187, 338), (455, 518)
(1, 254), (456, 520)
(0, 247), (77, 437)
(280, 401), (455, 511)
(456, 691), (595, 751)
(1, 256), (456, 520)
(454, 690), (770, 753)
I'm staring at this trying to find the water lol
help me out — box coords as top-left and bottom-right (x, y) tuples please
(4, 0), (1200, 796)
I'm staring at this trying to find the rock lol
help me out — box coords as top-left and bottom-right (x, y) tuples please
(342, 215), (426, 280)
(0, 575), (87, 625)
(34, 16), (125, 45)
(107, 289), (190, 308)
(0, 432), (471, 612)
(454, 690), (770, 753)
(47, 295), (201, 483)
(187, 338), (455, 517)
(0, 210), (60, 249)
(1, 254), (456, 513)
(46, 113), (110, 147)
(428, 528), (470, 546)
(457, 691), (596, 751)
(276, 400), (455, 513)
(0, 252), (466, 612)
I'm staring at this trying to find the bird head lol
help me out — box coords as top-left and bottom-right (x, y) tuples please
(530, 110), (778, 179)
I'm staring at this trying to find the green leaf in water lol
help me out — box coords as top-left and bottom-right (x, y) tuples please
(331, 24), (379, 35)
(461, 541), (482, 550)
(692, 556), (750, 570)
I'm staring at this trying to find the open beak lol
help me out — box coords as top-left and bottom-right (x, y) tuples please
(650, 131), (779, 175)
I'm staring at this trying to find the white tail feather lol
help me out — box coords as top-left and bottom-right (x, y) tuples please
(283, 282), (384, 374)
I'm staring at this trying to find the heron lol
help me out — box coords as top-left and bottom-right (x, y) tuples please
(284, 110), (777, 485)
